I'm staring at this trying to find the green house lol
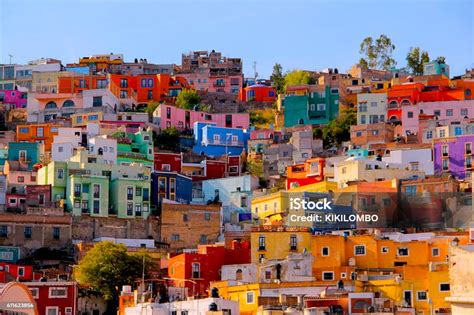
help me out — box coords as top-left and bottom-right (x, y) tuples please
(111, 129), (154, 168)
(110, 178), (151, 219)
(283, 85), (339, 127)
(66, 175), (109, 217)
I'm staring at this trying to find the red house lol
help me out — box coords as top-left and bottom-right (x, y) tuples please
(239, 84), (277, 102)
(26, 281), (77, 315)
(168, 241), (250, 297)
(0, 263), (36, 282)
(154, 152), (182, 172)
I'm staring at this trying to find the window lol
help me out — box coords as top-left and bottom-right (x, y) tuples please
(19, 150), (27, 161)
(93, 184), (100, 198)
(461, 108), (468, 116)
(466, 156), (472, 169)
(442, 159), (449, 171)
(46, 307), (59, 315)
(171, 234), (180, 241)
(439, 283), (450, 292)
(372, 130), (379, 136)
(18, 176), (24, 183)
(466, 143), (472, 155)
(317, 103), (326, 111)
(53, 227), (60, 240)
(120, 78), (128, 88)
(434, 110), (441, 116)
(322, 272), (334, 281)
(204, 212), (211, 221)
(246, 292), (254, 304)
(45, 101), (57, 109)
(49, 287), (67, 298)
(93, 96), (102, 107)
(439, 129), (446, 138)
(82, 184), (89, 193)
(407, 111), (414, 118)
(18, 266), (25, 276)
(192, 263), (200, 278)
(354, 245), (366, 256)
(65, 307), (73, 315)
(169, 178), (176, 201)
(82, 200), (89, 213)
(213, 134), (220, 142)
(135, 204), (142, 216)
(259, 235), (266, 250)
(74, 200), (81, 208)
(442, 145), (449, 157)
(74, 184), (81, 197)
(127, 202), (133, 216)
(432, 248), (440, 257)
(127, 186), (134, 200)
(120, 90), (128, 98)
(63, 100), (74, 107)
(290, 235), (297, 251)
(143, 188), (149, 202)
(398, 247), (409, 256)
(322, 247), (329, 256)
(24, 226), (32, 239)
(200, 234), (207, 244)
(37, 127), (44, 137)
(381, 247), (389, 253)
(410, 162), (419, 171)
(93, 200), (100, 214)
(39, 193), (45, 205)
(426, 130), (433, 139)
(30, 288), (39, 299)
(417, 291), (427, 301)
(360, 115), (366, 124)
(183, 214), (188, 222)
(446, 109), (453, 117)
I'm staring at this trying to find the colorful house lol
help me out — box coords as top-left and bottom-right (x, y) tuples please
(193, 122), (249, 157)
(423, 60), (450, 77)
(109, 128), (154, 169)
(239, 84), (277, 102)
(154, 104), (250, 131)
(356, 92), (387, 125)
(16, 123), (60, 152)
(0, 90), (27, 108)
(433, 134), (474, 179)
(150, 171), (193, 208)
(282, 85), (339, 127)
(286, 157), (325, 189)
(168, 242), (250, 297)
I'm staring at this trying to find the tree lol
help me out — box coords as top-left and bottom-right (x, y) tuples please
(146, 102), (160, 116)
(270, 63), (285, 94)
(322, 107), (357, 147)
(436, 56), (446, 64)
(75, 242), (156, 313)
(155, 126), (181, 151)
(284, 70), (311, 88)
(176, 88), (200, 110)
(359, 34), (396, 70)
(406, 47), (430, 75)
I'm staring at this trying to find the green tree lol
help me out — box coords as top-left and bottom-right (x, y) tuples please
(155, 126), (181, 151)
(322, 108), (357, 147)
(270, 63), (285, 94)
(284, 70), (311, 88)
(146, 102), (160, 115)
(176, 88), (200, 110)
(359, 34), (396, 70)
(406, 47), (430, 75)
(436, 56), (446, 64)
(75, 242), (156, 313)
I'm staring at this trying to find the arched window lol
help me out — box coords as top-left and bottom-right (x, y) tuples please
(45, 101), (57, 109)
(389, 116), (398, 122)
(465, 89), (471, 98)
(389, 100), (398, 108)
(269, 90), (275, 97)
(298, 118), (304, 125)
(98, 148), (104, 155)
(63, 100), (75, 107)
(400, 99), (411, 106)
(236, 269), (243, 281)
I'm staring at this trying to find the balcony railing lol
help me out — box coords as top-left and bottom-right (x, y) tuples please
(204, 139), (244, 147)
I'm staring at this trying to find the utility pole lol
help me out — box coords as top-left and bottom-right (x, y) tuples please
(8, 54), (13, 64)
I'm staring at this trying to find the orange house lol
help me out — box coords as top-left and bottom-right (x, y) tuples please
(286, 157), (325, 189)
(16, 123), (60, 152)
(239, 84), (277, 102)
(57, 75), (107, 93)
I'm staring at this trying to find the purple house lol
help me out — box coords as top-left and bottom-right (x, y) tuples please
(434, 134), (473, 179)
(0, 90), (27, 108)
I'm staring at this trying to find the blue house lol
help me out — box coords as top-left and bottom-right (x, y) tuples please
(193, 122), (249, 157)
(151, 171), (192, 211)
(7, 142), (42, 170)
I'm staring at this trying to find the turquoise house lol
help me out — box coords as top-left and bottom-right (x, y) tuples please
(111, 129), (154, 169)
(423, 60), (449, 77)
(7, 142), (42, 170)
(282, 85), (339, 127)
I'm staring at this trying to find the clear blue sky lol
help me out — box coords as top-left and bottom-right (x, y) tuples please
(1, 0), (472, 78)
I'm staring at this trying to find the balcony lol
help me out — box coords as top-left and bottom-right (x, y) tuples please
(204, 139), (244, 147)
(118, 151), (147, 159)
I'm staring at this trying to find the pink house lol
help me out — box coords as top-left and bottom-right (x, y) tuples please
(402, 100), (474, 134)
(0, 90), (27, 108)
(180, 72), (242, 94)
(250, 129), (282, 140)
(155, 104), (250, 130)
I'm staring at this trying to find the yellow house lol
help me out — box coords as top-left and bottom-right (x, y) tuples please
(250, 226), (312, 264)
(71, 112), (104, 127)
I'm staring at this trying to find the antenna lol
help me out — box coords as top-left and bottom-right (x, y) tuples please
(8, 54), (13, 64)
(253, 61), (258, 82)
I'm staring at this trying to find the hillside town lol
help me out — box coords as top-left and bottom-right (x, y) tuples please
(0, 45), (473, 315)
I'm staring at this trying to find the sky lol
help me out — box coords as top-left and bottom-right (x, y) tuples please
(0, 0), (473, 78)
